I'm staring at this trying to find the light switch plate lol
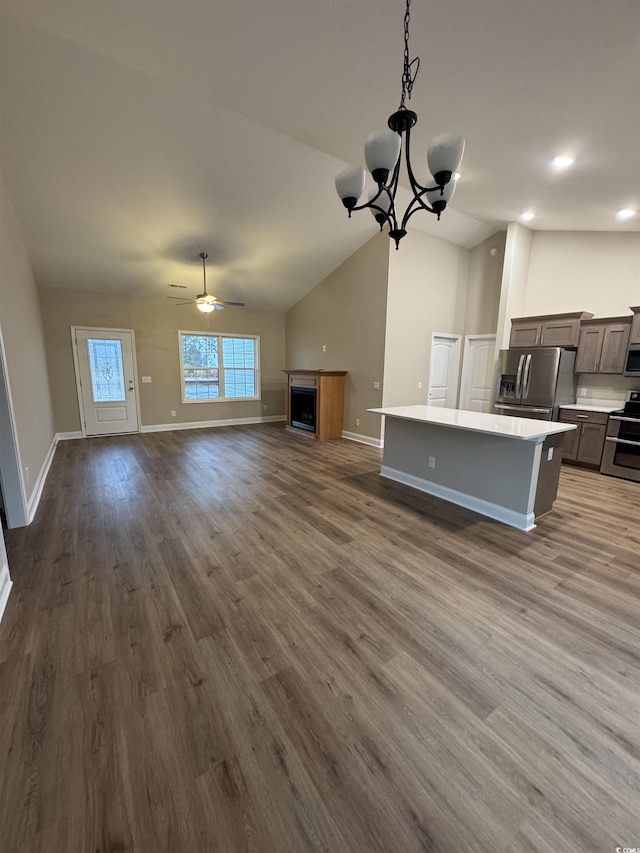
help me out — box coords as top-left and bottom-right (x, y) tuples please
(142, 376), (152, 383)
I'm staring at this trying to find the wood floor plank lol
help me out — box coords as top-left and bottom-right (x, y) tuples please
(1, 423), (639, 852)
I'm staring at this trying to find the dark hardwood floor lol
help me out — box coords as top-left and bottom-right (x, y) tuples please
(1, 423), (639, 852)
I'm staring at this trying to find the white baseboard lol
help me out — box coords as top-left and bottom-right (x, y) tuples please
(379, 465), (536, 532)
(141, 414), (286, 434)
(56, 431), (83, 441)
(27, 434), (59, 523)
(0, 564), (12, 624)
(342, 430), (384, 449)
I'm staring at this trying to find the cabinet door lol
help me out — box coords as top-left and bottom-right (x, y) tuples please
(630, 311), (640, 345)
(540, 319), (580, 348)
(599, 323), (631, 373)
(561, 423), (580, 460)
(576, 423), (606, 466)
(509, 322), (541, 348)
(575, 326), (604, 373)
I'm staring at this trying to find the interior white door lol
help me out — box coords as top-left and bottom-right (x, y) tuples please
(427, 334), (461, 408)
(459, 335), (497, 413)
(73, 328), (140, 436)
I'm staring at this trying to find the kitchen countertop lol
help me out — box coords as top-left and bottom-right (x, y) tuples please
(368, 405), (576, 442)
(559, 404), (621, 413)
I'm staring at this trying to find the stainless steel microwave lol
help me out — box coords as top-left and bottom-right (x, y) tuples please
(624, 345), (640, 376)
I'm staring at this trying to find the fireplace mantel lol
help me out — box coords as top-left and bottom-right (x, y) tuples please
(283, 370), (347, 440)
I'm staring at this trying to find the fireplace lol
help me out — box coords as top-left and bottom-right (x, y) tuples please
(290, 386), (317, 432)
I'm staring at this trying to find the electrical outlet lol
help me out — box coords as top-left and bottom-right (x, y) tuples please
(322, 345), (326, 352)
(263, 404), (268, 411)
(418, 381), (423, 390)
(580, 387), (587, 397)
(428, 456), (436, 469)
(373, 381), (380, 390)
(171, 410), (176, 417)
(355, 418), (360, 427)
(547, 447), (554, 461)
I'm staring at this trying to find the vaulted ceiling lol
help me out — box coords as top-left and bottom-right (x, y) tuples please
(1, 1), (638, 312)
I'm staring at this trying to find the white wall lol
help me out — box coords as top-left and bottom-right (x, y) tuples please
(523, 232), (640, 317)
(383, 229), (469, 407)
(496, 222), (534, 350)
(0, 167), (56, 527)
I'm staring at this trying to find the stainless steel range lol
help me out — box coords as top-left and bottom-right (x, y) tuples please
(600, 390), (640, 482)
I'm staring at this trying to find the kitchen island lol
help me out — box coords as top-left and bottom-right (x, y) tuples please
(368, 405), (576, 531)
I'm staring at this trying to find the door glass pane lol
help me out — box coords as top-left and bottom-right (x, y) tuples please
(88, 338), (126, 402)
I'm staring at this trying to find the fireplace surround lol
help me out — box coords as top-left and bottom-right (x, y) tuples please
(283, 370), (347, 440)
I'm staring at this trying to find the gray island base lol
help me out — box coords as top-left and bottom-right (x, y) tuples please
(368, 406), (577, 531)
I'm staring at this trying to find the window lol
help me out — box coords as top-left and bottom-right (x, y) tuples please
(179, 331), (259, 403)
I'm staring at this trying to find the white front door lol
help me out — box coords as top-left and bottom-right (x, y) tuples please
(427, 334), (461, 408)
(459, 334), (497, 413)
(72, 327), (140, 436)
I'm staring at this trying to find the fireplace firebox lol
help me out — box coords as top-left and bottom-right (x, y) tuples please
(290, 386), (316, 432)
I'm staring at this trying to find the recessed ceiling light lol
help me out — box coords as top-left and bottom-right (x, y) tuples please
(520, 211), (535, 222)
(616, 208), (637, 220)
(552, 155), (575, 170)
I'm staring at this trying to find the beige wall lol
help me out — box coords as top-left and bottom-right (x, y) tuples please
(523, 231), (640, 317)
(285, 233), (389, 441)
(0, 168), (56, 520)
(464, 231), (505, 336)
(383, 229), (470, 408)
(39, 288), (286, 433)
(496, 221), (534, 349)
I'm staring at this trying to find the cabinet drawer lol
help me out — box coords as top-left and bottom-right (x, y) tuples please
(559, 409), (609, 425)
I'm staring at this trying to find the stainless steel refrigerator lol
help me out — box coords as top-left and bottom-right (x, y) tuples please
(493, 347), (577, 420)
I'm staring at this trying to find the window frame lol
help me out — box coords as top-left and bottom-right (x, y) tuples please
(178, 330), (261, 404)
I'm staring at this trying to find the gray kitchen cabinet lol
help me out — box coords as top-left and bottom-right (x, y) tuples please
(559, 409), (609, 467)
(509, 312), (593, 349)
(575, 317), (632, 374)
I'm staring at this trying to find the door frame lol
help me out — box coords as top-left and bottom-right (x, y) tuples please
(427, 332), (462, 408)
(459, 333), (497, 412)
(71, 326), (142, 437)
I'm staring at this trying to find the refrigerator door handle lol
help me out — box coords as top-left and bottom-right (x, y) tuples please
(515, 354), (525, 398)
(522, 353), (533, 399)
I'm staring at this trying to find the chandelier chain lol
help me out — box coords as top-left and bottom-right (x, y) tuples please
(400, 0), (420, 109)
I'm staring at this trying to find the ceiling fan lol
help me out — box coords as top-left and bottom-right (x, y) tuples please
(167, 252), (245, 314)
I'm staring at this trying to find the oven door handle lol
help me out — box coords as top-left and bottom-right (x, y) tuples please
(609, 416), (640, 423)
(605, 437), (640, 447)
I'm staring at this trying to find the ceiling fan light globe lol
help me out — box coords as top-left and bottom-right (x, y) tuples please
(196, 301), (215, 314)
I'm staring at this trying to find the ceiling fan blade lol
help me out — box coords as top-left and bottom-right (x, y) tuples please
(213, 303), (225, 310)
(166, 295), (195, 302)
(217, 300), (245, 307)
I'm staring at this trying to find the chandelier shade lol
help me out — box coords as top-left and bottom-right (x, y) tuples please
(427, 133), (466, 185)
(364, 130), (402, 184)
(335, 167), (366, 208)
(333, 0), (465, 248)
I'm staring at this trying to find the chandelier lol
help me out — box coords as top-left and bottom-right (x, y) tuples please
(334, 0), (465, 249)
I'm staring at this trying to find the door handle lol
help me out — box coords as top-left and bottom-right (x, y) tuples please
(515, 354), (525, 398)
(522, 354), (532, 398)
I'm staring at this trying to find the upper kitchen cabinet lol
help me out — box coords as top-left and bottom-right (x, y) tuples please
(630, 307), (640, 344)
(509, 312), (593, 349)
(575, 316), (632, 374)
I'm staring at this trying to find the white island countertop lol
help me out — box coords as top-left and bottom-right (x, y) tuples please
(368, 405), (576, 442)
